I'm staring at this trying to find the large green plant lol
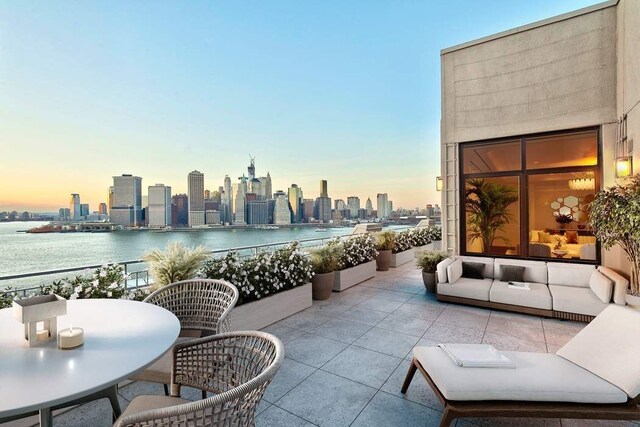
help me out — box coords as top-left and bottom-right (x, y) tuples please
(309, 245), (342, 274)
(417, 251), (449, 274)
(589, 174), (640, 295)
(465, 178), (519, 253)
(143, 242), (209, 289)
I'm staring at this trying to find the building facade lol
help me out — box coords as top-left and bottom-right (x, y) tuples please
(69, 194), (81, 221)
(148, 184), (172, 228)
(187, 170), (205, 227)
(111, 174), (142, 226)
(288, 184), (303, 223)
(274, 191), (292, 225)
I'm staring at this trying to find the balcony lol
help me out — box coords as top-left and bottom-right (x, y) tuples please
(2, 259), (600, 427)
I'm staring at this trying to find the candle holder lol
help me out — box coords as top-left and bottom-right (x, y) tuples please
(12, 294), (67, 347)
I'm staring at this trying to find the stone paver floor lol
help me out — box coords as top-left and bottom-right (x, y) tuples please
(3, 260), (638, 427)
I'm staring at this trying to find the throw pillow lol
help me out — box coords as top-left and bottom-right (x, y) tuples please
(538, 232), (551, 243)
(565, 231), (578, 244)
(436, 258), (454, 284)
(462, 262), (485, 279)
(589, 270), (613, 303)
(529, 230), (541, 243)
(446, 259), (463, 284)
(501, 265), (526, 283)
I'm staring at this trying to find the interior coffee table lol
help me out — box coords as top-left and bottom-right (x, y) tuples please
(0, 299), (180, 426)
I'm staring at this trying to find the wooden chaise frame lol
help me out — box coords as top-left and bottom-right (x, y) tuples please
(401, 357), (640, 427)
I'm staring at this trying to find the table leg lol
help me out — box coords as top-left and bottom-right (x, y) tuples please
(39, 407), (52, 427)
(106, 384), (122, 421)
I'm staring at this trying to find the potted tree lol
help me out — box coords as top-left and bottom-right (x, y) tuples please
(417, 251), (449, 293)
(590, 174), (640, 307)
(374, 231), (396, 271)
(309, 245), (341, 300)
(142, 241), (209, 290)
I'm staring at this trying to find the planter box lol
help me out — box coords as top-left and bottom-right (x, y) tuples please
(413, 242), (435, 257)
(391, 247), (415, 267)
(230, 283), (312, 330)
(334, 260), (376, 292)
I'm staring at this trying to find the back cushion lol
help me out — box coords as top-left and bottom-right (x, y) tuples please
(436, 258), (454, 284)
(447, 259), (463, 284)
(495, 259), (547, 284)
(458, 256), (494, 279)
(565, 231), (579, 244)
(557, 305), (640, 398)
(598, 266), (629, 305)
(589, 270), (613, 303)
(547, 263), (595, 287)
(578, 235), (597, 244)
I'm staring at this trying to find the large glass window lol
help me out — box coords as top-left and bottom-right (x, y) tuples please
(460, 128), (600, 263)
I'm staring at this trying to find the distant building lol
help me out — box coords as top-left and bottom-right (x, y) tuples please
(204, 189), (211, 200)
(70, 194), (81, 221)
(110, 206), (135, 226)
(288, 184), (303, 223)
(247, 200), (269, 224)
(316, 196), (332, 223)
(98, 203), (107, 215)
(172, 194), (188, 226)
(320, 180), (328, 198)
(205, 210), (221, 225)
(335, 199), (346, 210)
(80, 204), (90, 219)
(261, 172), (272, 199)
(188, 170), (205, 227)
(274, 191), (292, 225)
(112, 174), (142, 226)
(365, 198), (373, 218)
(107, 187), (114, 211)
(222, 175), (233, 224)
(303, 199), (315, 222)
(58, 208), (70, 221)
(347, 196), (360, 218)
(376, 193), (389, 219)
(148, 184), (172, 228)
(234, 176), (248, 225)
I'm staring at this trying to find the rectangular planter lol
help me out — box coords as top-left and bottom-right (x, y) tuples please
(413, 243), (434, 257)
(230, 282), (312, 331)
(333, 260), (376, 292)
(390, 247), (415, 267)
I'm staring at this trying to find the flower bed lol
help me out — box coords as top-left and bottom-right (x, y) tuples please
(329, 234), (378, 291)
(392, 230), (413, 254)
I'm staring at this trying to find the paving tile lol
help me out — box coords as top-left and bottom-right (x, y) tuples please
(118, 381), (166, 402)
(311, 318), (373, 344)
(284, 333), (349, 368)
(353, 327), (420, 358)
(542, 318), (585, 347)
(263, 358), (317, 403)
(276, 370), (376, 427)
(386, 281), (425, 294)
(434, 306), (490, 330)
(375, 289), (415, 302)
(405, 292), (442, 306)
(304, 300), (352, 318)
(561, 420), (640, 427)
(351, 390), (443, 427)
(394, 301), (446, 321)
(405, 337), (439, 360)
(486, 311), (545, 343)
(376, 312), (433, 337)
(271, 311), (333, 332)
(256, 400), (271, 416)
(51, 395), (128, 427)
(256, 405), (315, 426)
(482, 331), (548, 353)
(423, 323), (484, 344)
(322, 345), (402, 388)
(380, 359), (444, 411)
(359, 278), (392, 290)
(337, 306), (389, 326)
(261, 323), (306, 344)
(355, 296), (405, 313)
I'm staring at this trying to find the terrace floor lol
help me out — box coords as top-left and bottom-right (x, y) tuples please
(3, 260), (637, 427)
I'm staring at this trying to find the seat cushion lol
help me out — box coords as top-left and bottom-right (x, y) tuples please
(437, 278), (492, 301)
(490, 281), (552, 310)
(413, 346), (627, 403)
(129, 337), (193, 384)
(549, 285), (609, 316)
(558, 305), (640, 399)
(547, 263), (595, 288)
(118, 395), (191, 420)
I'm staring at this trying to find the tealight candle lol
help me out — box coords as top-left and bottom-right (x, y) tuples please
(36, 329), (49, 341)
(58, 326), (84, 349)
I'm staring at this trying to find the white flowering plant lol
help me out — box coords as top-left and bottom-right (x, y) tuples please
(410, 225), (442, 247)
(328, 234), (378, 270)
(201, 241), (313, 306)
(41, 264), (131, 300)
(393, 230), (413, 254)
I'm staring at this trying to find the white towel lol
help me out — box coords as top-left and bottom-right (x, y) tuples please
(438, 343), (515, 368)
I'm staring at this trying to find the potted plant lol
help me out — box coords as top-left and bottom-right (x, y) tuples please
(374, 230), (396, 271)
(142, 241), (209, 290)
(309, 245), (341, 300)
(590, 174), (640, 307)
(554, 212), (573, 230)
(417, 251), (449, 293)
(465, 178), (519, 254)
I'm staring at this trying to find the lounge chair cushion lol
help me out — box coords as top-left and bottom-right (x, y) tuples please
(437, 278), (492, 301)
(598, 266), (629, 305)
(447, 259), (463, 284)
(413, 346), (627, 403)
(118, 395), (191, 421)
(489, 281), (552, 310)
(547, 263), (595, 288)
(558, 305), (640, 399)
(589, 270), (613, 303)
(549, 285), (608, 316)
(437, 258), (454, 284)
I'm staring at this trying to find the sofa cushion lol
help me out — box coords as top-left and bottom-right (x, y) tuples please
(490, 281), (552, 310)
(547, 263), (595, 288)
(589, 270), (613, 303)
(495, 259), (547, 284)
(500, 265), (525, 283)
(565, 231), (578, 244)
(578, 235), (597, 244)
(538, 231), (552, 243)
(436, 258), (454, 284)
(549, 285), (609, 316)
(413, 346), (626, 403)
(598, 266), (629, 305)
(437, 278), (492, 301)
(462, 262), (485, 280)
(458, 256), (494, 279)
(557, 305), (640, 399)
(447, 259), (463, 284)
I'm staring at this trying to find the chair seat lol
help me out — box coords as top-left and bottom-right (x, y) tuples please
(413, 346), (627, 403)
(490, 281), (552, 310)
(117, 395), (190, 421)
(549, 285), (608, 316)
(437, 278), (492, 301)
(130, 336), (194, 384)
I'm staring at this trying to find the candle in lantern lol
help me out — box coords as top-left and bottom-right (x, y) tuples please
(36, 329), (49, 341)
(58, 325), (84, 349)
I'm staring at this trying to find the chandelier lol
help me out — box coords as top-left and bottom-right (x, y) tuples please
(568, 178), (595, 191)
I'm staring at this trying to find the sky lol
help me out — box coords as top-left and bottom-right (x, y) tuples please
(0, 0), (601, 212)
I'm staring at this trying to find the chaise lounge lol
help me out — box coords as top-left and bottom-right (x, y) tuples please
(401, 305), (640, 426)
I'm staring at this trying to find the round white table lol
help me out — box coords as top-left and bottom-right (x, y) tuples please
(0, 299), (180, 426)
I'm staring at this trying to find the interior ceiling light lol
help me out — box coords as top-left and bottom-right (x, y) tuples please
(568, 178), (595, 191)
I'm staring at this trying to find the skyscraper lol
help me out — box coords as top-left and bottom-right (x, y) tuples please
(320, 180), (328, 198)
(148, 184), (172, 228)
(274, 191), (292, 225)
(335, 199), (346, 210)
(302, 199), (314, 222)
(264, 172), (272, 199)
(247, 156), (256, 181)
(347, 196), (360, 218)
(234, 176), (248, 224)
(171, 194), (188, 226)
(98, 203), (107, 215)
(247, 200), (269, 224)
(187, 170), (205, 227)
(107, 187), (114, 211)
(316, 197), (332, 223)
(288, 184), (303, 223)
(222, 175), (233, 224)
(365, 198), (373, 218)
(112, 174), (142, 226)
(377, 193), (389, 219)
(70, 194), (81, 221)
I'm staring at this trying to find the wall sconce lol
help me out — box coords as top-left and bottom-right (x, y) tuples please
(616, 114), (633, 178)
(436, 176), (443, 192)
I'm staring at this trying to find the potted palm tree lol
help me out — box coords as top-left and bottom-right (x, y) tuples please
(374, 231), (396, 271)
(142, 241), (209, 290)
(590, 174), (640, 307)
(417, 250), (449, 293)
(309, 245), (341, 300)
(465, 178), (519, 254)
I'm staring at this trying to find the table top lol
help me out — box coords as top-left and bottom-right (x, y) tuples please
(0, 299), (180, 418)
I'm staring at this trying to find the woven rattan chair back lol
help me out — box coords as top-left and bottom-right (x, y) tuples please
(115, 331), (284, 427)
(144, 279), (239, 335)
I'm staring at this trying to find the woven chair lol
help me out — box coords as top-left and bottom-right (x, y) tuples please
(130, 279), (239, 397)
(114, 331), (284, 427)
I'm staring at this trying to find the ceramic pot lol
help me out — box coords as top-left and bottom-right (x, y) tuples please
(376, 250), (392, 271)
(311, 272), (334, 300)
(422, 271), (437, 293)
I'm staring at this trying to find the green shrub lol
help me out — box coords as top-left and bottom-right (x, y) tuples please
(143, 242), (209, 289)
(416, 251), (449, 274)
(374, 231), (396, 251)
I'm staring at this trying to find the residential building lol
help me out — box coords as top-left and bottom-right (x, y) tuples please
(112, 174), (142, 226)
(288, 184), (303, 223)
(80, 204), (89, 219)
(274, 191), (291, 225)
(98, 203), (107, 215)
(247, 200), (269, 225)
(376, 193), (389, 218)
(334, 199), (346, 211)
(316, 196), (331, 223)
(187, 170), (205, 227)
(234, 176), (248, 225)
(347, 196), (360, 218)
(205, 210), (221, 225)
(69, 194), (80, 221)
(171, 194), (188, 226)
(365, 198), (373, 218)
(148, 184), (171, 228)
(303, 199), (314, 222)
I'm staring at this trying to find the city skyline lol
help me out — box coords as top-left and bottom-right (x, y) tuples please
(0, 0), (599, 212)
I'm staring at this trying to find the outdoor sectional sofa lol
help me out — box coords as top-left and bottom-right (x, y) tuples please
(435, 256), (628, 322)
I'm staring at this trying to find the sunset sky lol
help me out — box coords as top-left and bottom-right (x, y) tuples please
(0, 0), (599, 212)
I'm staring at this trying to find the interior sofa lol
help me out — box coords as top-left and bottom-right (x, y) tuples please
(436, 256), (628, 321)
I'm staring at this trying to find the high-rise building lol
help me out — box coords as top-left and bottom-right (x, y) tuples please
(335, 199), (346, 211)
(98, 203), (107, 215)
(80, 204), (90, 219)
(222, 175), (233, 224)
(365, 198), (373, 218)
(148, 184), (172, 228)
(112, 174), (142, 226)
(303, 199), (315, 222)
(187, 170), (205, 227)
(388, 200), (393, 216)
(320, 180), (328, 198)
(259, 173), (272, 200)
(247, 156), (256, 182)
(107, 187), (114, 211)
(316, 197), (332, 223)
(234, 176), (248, 224)
(376, 193), (389, 219)
(204, 189), (211, 200)
(247, 200), (269, 224)
(205, 210), (221, 225)
(251, 178), (263, 199)
(69, 194), (81, 221)
(171, 194), (188, 226)
(347, 196), (360, 218)
(274, 191), (292, 225)
(288, 184), (303, 223)
(58, 208), (71, 221)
